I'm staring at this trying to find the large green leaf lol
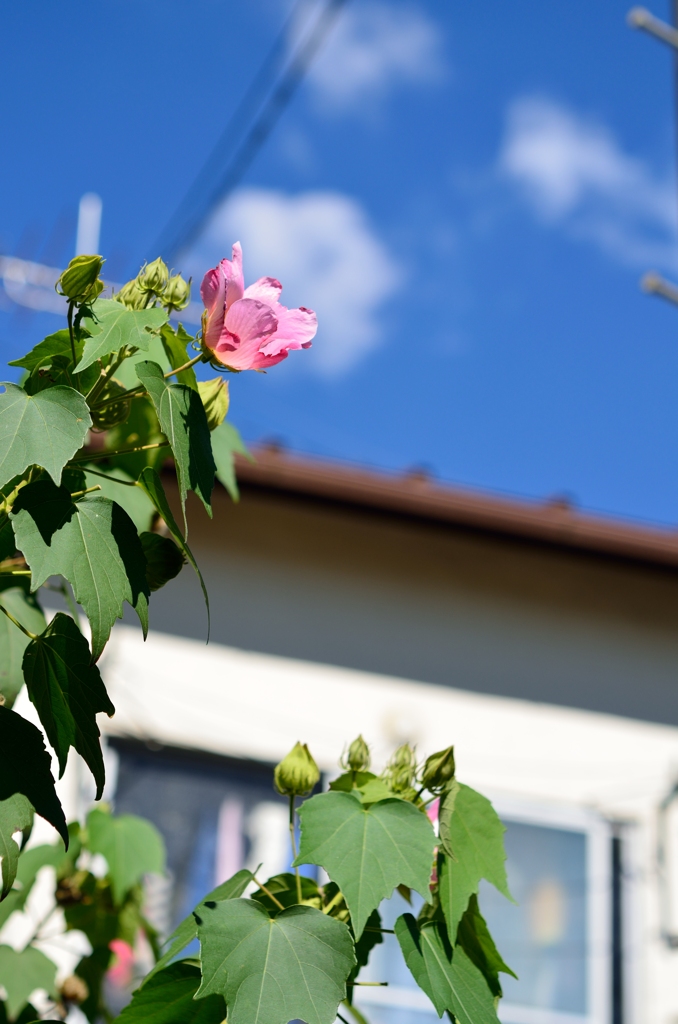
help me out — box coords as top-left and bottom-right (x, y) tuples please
(22, 613), (114, 798)
(438, 784), (512, 937)
(11, 479), (149, 661)
(136, 468), (209, 628)
(456, 894), (516, 998)
(144, 869), (253, 984)
(76, 299), (168, 372)
(9, 331), (76, 372)
(0, 581), (46, 708)
(0, 706), (67, 843)
(160, 324), (198, 390)
(0, 384), (91, 490)
(119, 963), (224, 1024)
(86, 808), (165, 905)
(195, 899), (356, 1024)
(210, 421), (252, 502)
(0, 842), (65, 928)
(135, 361), (214, 523)
(395, 914), (500, 1024)
(0, 795), (33, 900)
(295, 791), (436, 938)
(0, 945), (57, 1019)
(140, 533), (185, 591)
(83, 466), (154, 533)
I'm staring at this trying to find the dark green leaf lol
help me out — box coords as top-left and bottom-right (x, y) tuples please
(456, 894), (516, 998)
(395, 914), (500, 1024)
(86, 808), (165, 904)
(160, 324), (198, 390)
(136, 361), (214, 523)
(196, 899), (356, 1024)
(22, 613), (114, 798)
(9, 331), (75, 372)
(11, 480), (149, 661)
(210, 420), (251, 502)
(23, 355), (99, 398)
(0, 706), (67, 843)
(295, 790), (436, 938)
(0, 384), (91, 490)
(136, 468), (209, 630)
(347, 907), (383, 998)
(76, 299), (168, 372)
(119, 962), (225, 1024)
(145, 868), (253, 984)
(438, 784), (512, 938)
(0, 842), (65, 928)
(0, 795), (33, 899)
(83, 466), (154, 533)
(105, 395), (166, 480)
(329, 771), (376, 793)
(437, 779), (460, 858)
(0, 945), (57, 1019)
(140, 533), (185, 591)
(0, 582), (46, 707)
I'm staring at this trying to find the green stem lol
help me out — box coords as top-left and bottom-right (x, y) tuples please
(164, 351), (204, 379)
(70, 485), (101, 499)
(0, 602), (37, 640)
(322, 889), (345, 915)
(80, 466), (137, 486)
(341, 1000), (371, 1024)
(252, 875), (285, 911)
(67, 301), (77, 366)
(348, 982), (388, 987)
(69, 441), (169, 465)
(364, 927), (395, 934)
(0, 570), (31, 576)
(85, 347), (131, 405)
(289, 796), (302, 904)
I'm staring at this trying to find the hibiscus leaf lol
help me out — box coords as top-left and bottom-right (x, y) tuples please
(395, 913), (500, 1024)
(136, 361), (215, 524)
(22, 613), (114, 798)
(0, 581), (46, 708)
(438, 784), (513, 938)
(0, 794), (33, 900)
(10, 479), (149, 661)
(456, 894), (516, 999)
(119, 962), (225, 1024)
(140, 533), (185, 591)
(160, 324), (198, 390)
(295, 790), (436, 939)
(8, 330), (77, 372)
(86, 807), (165, 905)
(0, 384), (91, 489)
(210, 420), (252, 502)
(136, 467), (209, 630)
(144, 868), (253, 984)
(196, 899), (356, 1024)
(0, 945), (58, 1019)
(0, 706), (67, 844)
(76, 299), (168, 372)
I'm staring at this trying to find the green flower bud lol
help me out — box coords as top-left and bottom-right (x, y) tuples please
(90, 378), (131, 431)
(342, 734), (370, 773)
(420, 745), (455, 794)
(56, 255), (105, 304)
(115, 279), (147, 310)
(163, 273), (191, 311)
(138, 257), (169, 295)
(384, 743), (417, 794)
(274, 741), (320, 797)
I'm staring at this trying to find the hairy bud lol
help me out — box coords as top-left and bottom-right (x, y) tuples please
(56, 255), (105, 304)
(90, 379), (131, 431)
(116, 278), (147, 310)
(342, 734), (370, 773)
(163, 273), (191, 311)
(138, 257), (169, 295)
(385, 743), (417, 794)
(274, 741), (320, 797)
(420, 745), (455, 794)
(60, 975), (89, 1005)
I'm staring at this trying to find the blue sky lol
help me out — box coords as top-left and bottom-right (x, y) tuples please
(2, 1), (678, 525)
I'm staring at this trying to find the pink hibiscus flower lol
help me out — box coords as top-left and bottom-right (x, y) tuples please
(200, 242), (317, 371)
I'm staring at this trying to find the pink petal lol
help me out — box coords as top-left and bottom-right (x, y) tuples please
(199, 266), (223, 315)
(244, 277), (283, 304)
(260, 305), (317, 357)
(221, 241), (245, 309)
(213, 298), (278, 370)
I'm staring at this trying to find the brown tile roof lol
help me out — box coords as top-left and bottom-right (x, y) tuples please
(234, 445), (678, 570)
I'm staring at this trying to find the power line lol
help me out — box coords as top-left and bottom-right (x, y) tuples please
(154, 0), (349, 264)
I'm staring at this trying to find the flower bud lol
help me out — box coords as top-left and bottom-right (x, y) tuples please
(116, 278), (147, 310)
(90, 378), (131, 431)
(420, 745), (455, 794)
(163, 273), (191, 311)
(60, 975), (89, 1005)
(56, 255), (105, 304)
(274, 741), (320, 797)
(342, 734), (370, 773)
(138, 257), (169, 295)
(385, 743), (417, 793)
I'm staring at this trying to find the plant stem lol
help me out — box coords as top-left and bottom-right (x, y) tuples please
(251, 875), (285, 911)
(364, 927), (395, 934)
(322, 889), (345, 915)
(0, 570), (31, 576)
(69, 441), (169, 465)
(164, 351), (204, 379)
(81, 466), (137, 486)
(67, 301), (77, 366)
(85, 347), (131, 405)
(0, 602), (37, 640)
(70, 485), (101, 499)
(341, 1000), (371, 1024)
(289, 796), (302, 904)
(348, 982), (388, 987)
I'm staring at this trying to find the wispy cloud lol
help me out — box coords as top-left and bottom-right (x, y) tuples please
(500, 96), (677, 269)
(299, 1), (445, 113)
(185, 187), (402, 376)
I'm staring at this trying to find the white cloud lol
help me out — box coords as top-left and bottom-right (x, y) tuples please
(185, 187), (402, 375)
(299, 1), (445, 112)
(500, 96), (677, 269)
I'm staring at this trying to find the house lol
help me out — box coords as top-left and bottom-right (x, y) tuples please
(62, 447), (678, 1024)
